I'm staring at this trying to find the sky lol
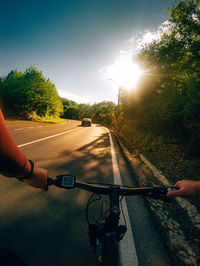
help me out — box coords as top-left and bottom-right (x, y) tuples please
(0, 0), (174, 104)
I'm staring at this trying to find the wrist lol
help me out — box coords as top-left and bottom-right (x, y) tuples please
(16, 160), (34, 180)
(196, 181), (200, 195)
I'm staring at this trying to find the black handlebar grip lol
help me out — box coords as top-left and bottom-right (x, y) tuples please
(166, 186), (179, 192)
(47, 178), (54, 186)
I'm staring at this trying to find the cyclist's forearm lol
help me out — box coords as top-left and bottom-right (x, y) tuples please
(0, 110), (30, 177)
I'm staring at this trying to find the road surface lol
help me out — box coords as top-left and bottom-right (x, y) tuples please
(0, 119), (173, 266)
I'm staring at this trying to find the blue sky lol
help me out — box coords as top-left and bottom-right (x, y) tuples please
(1, 0), (174, 103)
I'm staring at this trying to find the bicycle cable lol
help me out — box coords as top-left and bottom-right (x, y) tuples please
(86, 193), (102, 225)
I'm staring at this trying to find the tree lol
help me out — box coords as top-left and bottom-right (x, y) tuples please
(61, 99), (116, 127)
(119, 0), (200, 151)
(0, 65), (63, 119)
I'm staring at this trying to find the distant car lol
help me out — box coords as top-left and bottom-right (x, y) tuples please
(81, 118), (92, 127)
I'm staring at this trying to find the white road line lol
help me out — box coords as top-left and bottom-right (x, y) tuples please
(14, 128), (24, 131)
(105, 127), (139, 266)
(17, 127), (80, 148)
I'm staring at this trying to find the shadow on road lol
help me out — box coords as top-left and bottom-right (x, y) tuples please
(52, 132), (112, 183)
(0, 132), (112, 266)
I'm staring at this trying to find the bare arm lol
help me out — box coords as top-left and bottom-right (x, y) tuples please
(0, 110), (48, 190)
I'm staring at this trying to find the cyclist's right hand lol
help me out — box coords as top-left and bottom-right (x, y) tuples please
(167, 180), (200, 198)
(23, 167), (48, 191)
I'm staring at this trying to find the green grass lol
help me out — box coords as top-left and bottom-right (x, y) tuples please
(35, 117), (67, 123)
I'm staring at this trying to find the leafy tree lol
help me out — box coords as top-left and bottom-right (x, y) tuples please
(63, 105), (80, 119)
(90, 101), (116, 126)
(61, 99), (116, 127)
(0, 65), (63, 119)
(119, 0), (200, 156)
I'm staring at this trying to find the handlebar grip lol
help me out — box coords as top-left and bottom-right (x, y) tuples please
(149, 186), (179, 200)
(47, 177), (55, 186)
(166, 186), (179, 192)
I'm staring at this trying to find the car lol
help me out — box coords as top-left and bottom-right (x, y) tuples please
(81, 118), (92, 127)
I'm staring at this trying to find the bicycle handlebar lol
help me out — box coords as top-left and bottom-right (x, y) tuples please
(47, 175), (177, 198)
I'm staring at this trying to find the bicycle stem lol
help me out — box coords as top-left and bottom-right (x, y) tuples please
(106, 187), (121, 231)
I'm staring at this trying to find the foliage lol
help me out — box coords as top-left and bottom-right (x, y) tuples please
(62, 99), (117, 127)
(1, 1), (199, 161)
(0, 65), (116, 126)
(119, 0), (200, 157)
(90, 101), (116, 127)
(0, 65), (63, 119)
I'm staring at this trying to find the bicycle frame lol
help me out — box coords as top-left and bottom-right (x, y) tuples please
(48, 175), (176, 266)
(98, 187), (121, 265)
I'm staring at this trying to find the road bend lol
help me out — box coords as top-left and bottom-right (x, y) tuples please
(0, 119), (173, 266)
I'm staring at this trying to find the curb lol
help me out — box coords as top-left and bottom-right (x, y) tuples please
(115, 134), (200, 266)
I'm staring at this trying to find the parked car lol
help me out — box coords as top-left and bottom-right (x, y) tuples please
(81, 118), (92, 127)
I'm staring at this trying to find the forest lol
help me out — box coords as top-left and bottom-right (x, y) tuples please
(0, 0), (199, 159)
(0, 65), (63, 120)
(118, 0), (200, 157)
(0, 64), (116, 126)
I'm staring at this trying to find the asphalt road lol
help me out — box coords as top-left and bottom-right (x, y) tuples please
(0, 119), (173, 266)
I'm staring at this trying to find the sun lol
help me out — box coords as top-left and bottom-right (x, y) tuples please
(106, 51), (143, 90)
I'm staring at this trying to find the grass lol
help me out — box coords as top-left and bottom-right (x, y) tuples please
(26, 111), (67, 123)
(35, 117), (67, 123)
(116, 128), (200, 212)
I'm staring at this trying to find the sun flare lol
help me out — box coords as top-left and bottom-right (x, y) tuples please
(106, 52), (143, 90)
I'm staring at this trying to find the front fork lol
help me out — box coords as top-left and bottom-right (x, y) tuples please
(88, 188), (127, 263)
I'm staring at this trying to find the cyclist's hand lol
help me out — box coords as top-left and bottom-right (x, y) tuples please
(167, 180), (200, 198)
(23, 167), (48, 191)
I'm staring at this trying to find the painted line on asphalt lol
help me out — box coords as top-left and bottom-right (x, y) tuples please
(105, 127), (139, 266)
(17, 127), (81, 148)
(14, 125), (53, 131)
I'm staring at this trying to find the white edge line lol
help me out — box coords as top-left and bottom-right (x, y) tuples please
(17, 128), (80, 148)
(104, 127), (139, 266)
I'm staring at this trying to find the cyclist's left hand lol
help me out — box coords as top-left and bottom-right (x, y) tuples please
(23, 167), (48, 191)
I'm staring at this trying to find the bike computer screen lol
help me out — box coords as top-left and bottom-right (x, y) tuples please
(61, 175), (75, 188)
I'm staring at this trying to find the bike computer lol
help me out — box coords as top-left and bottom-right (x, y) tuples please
(61, 175), (76, 188)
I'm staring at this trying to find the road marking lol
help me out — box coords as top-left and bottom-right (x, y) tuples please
(17, 127), (81, 148)
(14, 128), (23, 131)
(105, 128), (139, 266)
